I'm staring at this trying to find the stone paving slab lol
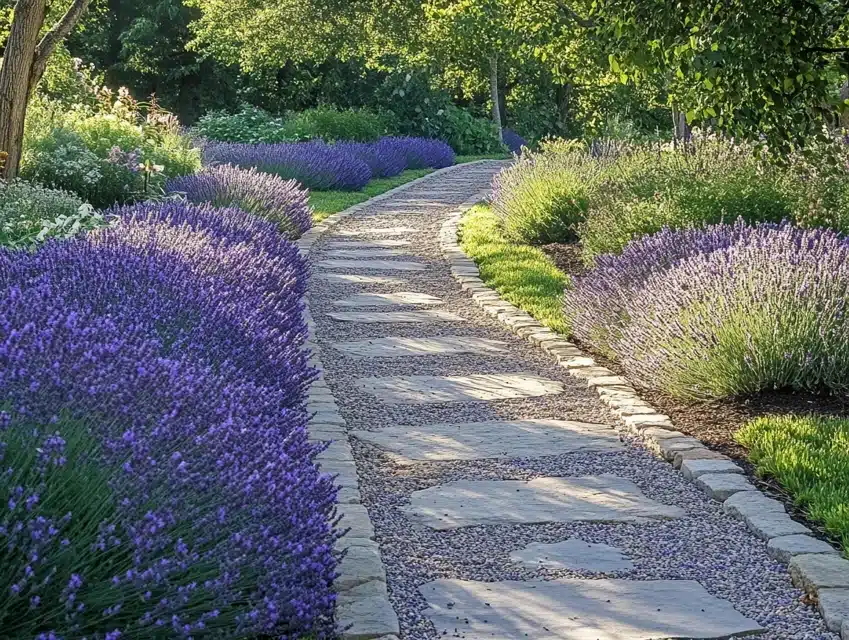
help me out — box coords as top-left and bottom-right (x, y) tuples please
(355, 373), (564, 404)
(333, 227), (419, 236)
(325, 249), (409, 258)
(318, 259), (427, 271)
(330, 335), (508, 358)
(316, 273), (407, 285)
(327, 310), (464, 324)
(327, 240), (411, 248)
(510, 539), (634, 572)
(350, 419), (621, 463)
(402, 475), (684, 529)
(419, 578), (763, 640)
(333, 292), (444, 307)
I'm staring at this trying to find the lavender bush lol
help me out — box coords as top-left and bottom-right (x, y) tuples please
(566, 221), (849, 399)
(382, 136), (455, 170)
(165, 164), (313, 239)
(0, 201), (338, 638)
(502, 128), (528, 155)
(203, 140), (372, 191)
(334, 140), (407, 178)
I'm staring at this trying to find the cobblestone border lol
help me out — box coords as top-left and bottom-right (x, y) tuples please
(296, 162), (494, 640)
(441, 192), (849, 640)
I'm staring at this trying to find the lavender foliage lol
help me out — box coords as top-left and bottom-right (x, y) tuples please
(165, 164), (313, 239)
(566, 221), (849, 399)
(381, 136), (456, 169)
(333, 140), (407, 178)
(502, 129), (527, 155)
(0, 201), (338, 638)
(203, 140), (372, 191)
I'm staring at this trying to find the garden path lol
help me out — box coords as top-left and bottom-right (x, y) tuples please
(306, 162), (835, 640)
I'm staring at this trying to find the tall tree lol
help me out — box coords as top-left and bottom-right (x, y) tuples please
(0, 0), (91, 178)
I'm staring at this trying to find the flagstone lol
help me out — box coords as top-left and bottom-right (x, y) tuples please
(330, 336), (507, 358)
(327, 310), (464, 324)
(355, 373), (563, 404)
(333, 292), (443, 307)
(318, 259), (426, 271)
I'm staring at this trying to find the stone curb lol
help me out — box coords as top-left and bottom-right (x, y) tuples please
(440, 191), (849, 640)
(297, 161), (497, 640)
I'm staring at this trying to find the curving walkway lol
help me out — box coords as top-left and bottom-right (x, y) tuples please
(305, 162), (838, 640)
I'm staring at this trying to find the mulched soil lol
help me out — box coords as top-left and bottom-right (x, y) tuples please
(544, 240), (849, 548)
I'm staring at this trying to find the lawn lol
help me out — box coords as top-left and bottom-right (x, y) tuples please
(737, 415), (849, 554)
(456, 153), (511, 164)
(459, 202), (570, 333)
(309, 169), (432, 222)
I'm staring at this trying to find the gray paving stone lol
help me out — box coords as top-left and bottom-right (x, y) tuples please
(318, 259), (426, 271)
(327, 239), (411, 248)
(351, 419), (621, 463)
(315, 273), (407, 285)
(694, 473), (755, 501)
(680, 459), (744, 480)
(326, 310), (464, 324)
(673, 448), (732, 469)
(336, 594), (400, 640)
(510, 539), (634, 572)
(767, 535), (839, 563)
(745, 512), (812, 541)
(419, 578), (763, 640)
(402, 475), (684, 529)
(336, 540), (387, 591)
(818, 589), (849, 633)
(355, 373), (564, 404)
(330, 335), (508, 358)
(842, 617), (848, 640)
(338, 504), (376, 540)
(333, 227), (419, 236)
(790, 554), (849, 594)
(333, 292), (443, 307)
(324, 249), (408, 258)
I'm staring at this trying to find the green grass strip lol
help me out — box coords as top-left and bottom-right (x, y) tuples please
(736, 414), (849, 554)
(309, 169), (433, 222)
(455, 153), (511, 164)
(459, 203), (570, 333)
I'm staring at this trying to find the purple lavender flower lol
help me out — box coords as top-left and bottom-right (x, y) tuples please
(333, 140), (407, 178)
(381, 136), (455, 169)
(502, 129), (527, 155)
(202, 140), (371, 191)
(165, 164), (312, 239)
(565, 220), (849, 398)
(0, 200), (339, 637)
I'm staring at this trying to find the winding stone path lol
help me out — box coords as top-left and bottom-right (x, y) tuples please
(305, 162), (836, 639)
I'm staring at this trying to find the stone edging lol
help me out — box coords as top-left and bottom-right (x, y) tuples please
(296, 162), (494, 640)
(440, 192), (849, 640)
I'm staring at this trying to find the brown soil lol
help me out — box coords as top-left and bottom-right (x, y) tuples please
(545, 241), (849, 547)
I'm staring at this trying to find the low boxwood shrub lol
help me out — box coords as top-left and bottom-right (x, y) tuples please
(492, 142), (604, 244)
(203, 140), (372, 191)
(0, 180), (108, 247)
(0, 201), (337, 637)
(737, 414), (849, 552)
(280, 106), (390, 142)
(166, 164), (313, 239)
(565, 221), (849, 399)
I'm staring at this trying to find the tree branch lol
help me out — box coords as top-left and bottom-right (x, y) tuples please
(32, 0), (91, 78)
(802, 45), (849, 54)
(554, 1), (595, 28)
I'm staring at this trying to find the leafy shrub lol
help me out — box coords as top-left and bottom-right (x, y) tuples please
(503, 128), (528, 154)
(334, 140), (407, 178)
(22, 90), (201, 207)
(737, 415), (849, 552)
(578, 139), (797, 262)
(0, 201), (337, 637)
(0, 180), (108, 247)
(280, 106), (390, 142)
(193, 106), (290, 143)
(373, 72), (503, 154)
(382, 136), (455, 170)
(565, 221), (849, 399)
(492, 143), (605, 244)
(166, 164), (313, 238)
(203, 140), (372, 190)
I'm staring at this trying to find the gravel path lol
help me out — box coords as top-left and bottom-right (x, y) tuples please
(307, 163), (836, 640)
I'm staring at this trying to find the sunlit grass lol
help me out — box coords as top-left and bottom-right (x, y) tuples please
(737, 414), (849, 554)
(309, 169), (433, 222)
(459, 203), (570, 333)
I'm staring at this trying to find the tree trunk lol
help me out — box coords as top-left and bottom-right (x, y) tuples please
(556, 82), (572, 133)
(489, 55), (503, 143)
(0, 0), (91, 179)
(671, 105), (691, 148)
